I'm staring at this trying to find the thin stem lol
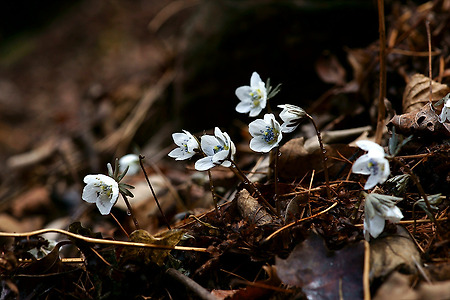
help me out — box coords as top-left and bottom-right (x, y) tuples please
(139, 155), (171, 230)
(110, 212), (130, 238)
(273, 146), (280, 215)
(375, 0), (387, 144)
(207, 169), (220, 217)
(229, 159), (278, 216)
(120, 192), (140, 230)
(426, 20), (433, 104)
(391, 157), (441, 236)
(306, 114), (332, 200)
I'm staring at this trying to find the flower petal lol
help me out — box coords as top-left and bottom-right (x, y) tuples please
(236, 101), (252, 113)
(364, 173), (379, 190)
(356, 140), (385, 156)
(82, 185), (99, 203)
(96, 198), (115, 215)
(235, 86), (252, 101)
(366, 214), (385, 239)
(352, 155), (372, 175)
(195, 157), (215, 171)
(248, 119), (268, 136)
(250, 72), (263, 88)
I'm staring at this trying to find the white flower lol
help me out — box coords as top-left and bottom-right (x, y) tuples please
(439, 96), (450, 123)
(363, 192), (403, 240)
(249, 113), (283, 153)
(195, 127), (236, 171)
(119, 154), (140, 176)
(352, 140), (390, 190)
(235, 72), (267, 117)
(168, 130), (199, 161)
(278, 104), (307, 133)
(82, 174), (119, 215)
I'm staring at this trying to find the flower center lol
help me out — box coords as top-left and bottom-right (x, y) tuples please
(249, 89), (263, 107)
(261, 126), (279, 144)
(213, 143), (229, 154)
(95, 181), (113, 199)
(368, 159), (383, 175)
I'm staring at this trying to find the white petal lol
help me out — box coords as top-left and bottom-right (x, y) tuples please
(248, 119), (267, 136)
(250, 72), (263, 88)
(366, 214), (385, 239)
(281, 122), (297, 133)
(352, 155), (372, 175)
(250, 137), (274, 153)
(213, 150), (229, 164)
(195, 157), (214, 171)
(384, 206), (403, 223)
(200, 135), (219, 156)
(82, 185), (99, 203)
(364, 174), (379, 190)
(235, 86), (252, 101)
(96, 198), (115, 215)
(249, 106), (263, 117)
(236, 101), (252, 113)
(356, 140), (385, 156)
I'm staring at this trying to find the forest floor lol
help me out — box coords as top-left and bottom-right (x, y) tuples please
(0, 0), (449, 299)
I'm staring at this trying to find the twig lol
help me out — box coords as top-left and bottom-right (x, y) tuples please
(139, 155), (171, 230)
(426, 20), (433, 104)
(306, 114), (332, 200)
(207, 169), (220, 217)
(110, 212), (130, 238)
(165, 268), (218, 300)
(363, 240), (371, 300)
(0, 229), (208, 252)
(262, 202), (338, 243)
(375, 0), (387, 144)
(273, 146), (280, 215)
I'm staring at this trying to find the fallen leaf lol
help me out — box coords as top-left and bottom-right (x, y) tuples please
(275, 233), (364, 300)
(369, 226), (420, 281)
(402, 73), (450, 113)
(387, 102), (450, 137)
(315, 53), (346, 86)
(119, 228), (185, 267)
(236, 189), (273, 226)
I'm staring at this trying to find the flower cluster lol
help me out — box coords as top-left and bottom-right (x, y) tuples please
(168, 127), (236, 171)
(248, 114), (282, 153)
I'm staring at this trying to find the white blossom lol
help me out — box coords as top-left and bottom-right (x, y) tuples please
(195, 127), (236, 171)
(168, 130), (199, 161)
(119, 154), (140, 176)
(248, 113), (282, 153)
(82, 174), (119, 215)
(363, 192), (403, 240)
(235, 72), (267, 117)
(352, 140), (390, 190)
(278, 104), (307, 133)
(439, 96), (450, 123)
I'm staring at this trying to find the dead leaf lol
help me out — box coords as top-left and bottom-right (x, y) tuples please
(278, 137), (356, 180)
(388, 102), (450, 137)
(119, 229), (185, 266)
(370, 226), (420, 280)
(275, 233), (364, 300)
(236, 189), (273, 226)
(315, 53), (346, 86)
(374, 271), (450, 300)
(403, 73), (450, 113)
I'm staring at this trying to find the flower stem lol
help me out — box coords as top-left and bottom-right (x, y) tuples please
(229, 159), (278, 216)
(139, 155), (171, 230)
(273, 146), (281, 215)
(120, 192), (140, 230)
(375, 0), (387, 144)
(306, 114), (332, 200)
(391, 157), (441, 236)
(110, 212), (130, 238)
(207, 169), (220, 217)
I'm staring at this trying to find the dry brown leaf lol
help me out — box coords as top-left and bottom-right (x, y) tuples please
(402, 73), (450, 113)
(374, 271), (450, 300)
(236, 189), (273, 226)
(277, 137), (356, 180)
(370, 226), (420, 281)
(388, 102), (450, 137)
(315, 53), (346, 86)
(275, 233), (364, 299)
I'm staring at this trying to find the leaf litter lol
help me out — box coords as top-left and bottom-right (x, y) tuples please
(0, 0), (449, 299)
